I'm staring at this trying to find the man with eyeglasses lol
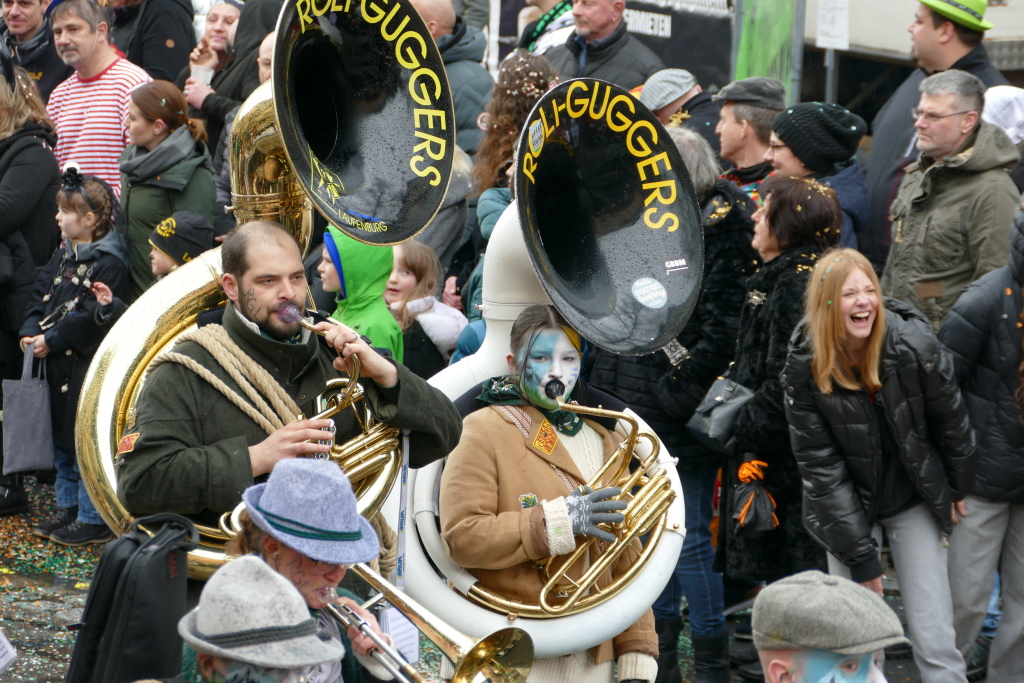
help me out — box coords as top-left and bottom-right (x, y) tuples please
(881, 69), (1019, 332)
(862, 0), (1008, 274)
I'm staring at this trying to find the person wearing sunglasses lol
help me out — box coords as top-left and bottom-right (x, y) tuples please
(881, 69), (1019, 332)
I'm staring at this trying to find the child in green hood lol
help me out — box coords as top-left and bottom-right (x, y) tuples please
(318, 226), (404, 362)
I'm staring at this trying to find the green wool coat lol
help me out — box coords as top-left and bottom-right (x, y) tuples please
(118, 140), (216, 300)
(115, 303), (462, 517)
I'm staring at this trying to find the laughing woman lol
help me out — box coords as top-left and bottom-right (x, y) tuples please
(783, 247), (975, 683)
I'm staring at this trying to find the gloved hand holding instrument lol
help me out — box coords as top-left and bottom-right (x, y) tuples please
(564, 486), (627, 542)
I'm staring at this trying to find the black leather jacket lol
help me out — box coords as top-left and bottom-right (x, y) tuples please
(782, 299), (975, 580)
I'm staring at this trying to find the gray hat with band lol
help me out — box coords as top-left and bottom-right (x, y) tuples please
(712, 76), (787, 111)
(243, 459), (379, 566)
(752, 571), (909, 655)
(640, 69), (698, 111)
(179, 556), (344, 668)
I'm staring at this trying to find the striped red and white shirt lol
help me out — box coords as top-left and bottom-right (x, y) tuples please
(47, 57), (152, 197)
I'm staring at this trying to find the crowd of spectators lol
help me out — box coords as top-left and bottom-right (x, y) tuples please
(0, 0), (1021, 682)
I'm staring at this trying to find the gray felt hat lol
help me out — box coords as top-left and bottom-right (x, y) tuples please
(178, 556), (344, 668)
(712, 76), (787, 111)
(242, 459), (379, 565)
(753, 571), (909, 655)
(640, 69), (698, 111)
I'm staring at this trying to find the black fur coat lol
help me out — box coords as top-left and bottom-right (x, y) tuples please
(592, 179), (757, 472)
(715, 246), (827, 582)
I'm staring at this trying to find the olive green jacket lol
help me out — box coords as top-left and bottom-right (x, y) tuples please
(882, 121), (1021, 330)
(116, 303), (462, 516)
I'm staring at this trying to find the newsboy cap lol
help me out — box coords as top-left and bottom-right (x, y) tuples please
(753, 571), (909, 656)
(639, 69), (699, 112)
(712, 77), (787, 111)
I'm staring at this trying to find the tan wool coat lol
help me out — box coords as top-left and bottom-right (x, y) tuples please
(439, 403), (657, 664)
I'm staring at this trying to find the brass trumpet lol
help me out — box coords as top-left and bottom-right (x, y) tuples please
(464, 381), (677, 618)
(324, 563), (534, 683)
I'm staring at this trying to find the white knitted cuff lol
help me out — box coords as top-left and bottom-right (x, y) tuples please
(617, 652), (658, 683)
(542, 497), (576, 555)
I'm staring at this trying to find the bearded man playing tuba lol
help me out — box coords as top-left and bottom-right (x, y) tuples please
(116, 220), (462, 518)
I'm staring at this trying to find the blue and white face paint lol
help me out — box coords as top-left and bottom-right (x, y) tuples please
(800, 650), (886, 683)
(516, 328), (581, 411)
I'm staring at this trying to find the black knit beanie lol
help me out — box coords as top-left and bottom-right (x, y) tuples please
(772, 102), (867, 174)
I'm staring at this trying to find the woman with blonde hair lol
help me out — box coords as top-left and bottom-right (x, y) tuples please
(0, 59), (60, 516)
(783, 247), (975, 683)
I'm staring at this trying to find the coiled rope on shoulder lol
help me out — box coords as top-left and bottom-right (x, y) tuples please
(149, 324), (302, 436)
(150, 323), (400, 569)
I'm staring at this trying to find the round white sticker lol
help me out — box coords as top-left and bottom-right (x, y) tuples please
(529, 120), (544, 156)
(632, 278), (668, 309)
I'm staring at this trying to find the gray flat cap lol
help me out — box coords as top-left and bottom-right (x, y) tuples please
(640, 69), (698, 111)
(752, 571), (909, 655)
(712, 76), (786, 110)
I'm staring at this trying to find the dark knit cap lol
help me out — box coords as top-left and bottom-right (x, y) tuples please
(771, 102), (867, 174)
(149, 211), (215, 265)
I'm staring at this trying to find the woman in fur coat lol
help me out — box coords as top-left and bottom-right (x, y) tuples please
(715, 176), (838, 584)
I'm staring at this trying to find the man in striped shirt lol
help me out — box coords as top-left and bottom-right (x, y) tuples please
(46, 0), (150, 196)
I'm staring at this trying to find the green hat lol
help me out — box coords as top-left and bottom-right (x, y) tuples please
(920, 0), (992, 32)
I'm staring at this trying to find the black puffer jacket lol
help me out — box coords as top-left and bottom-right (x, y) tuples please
(938, 206), (1024, 504)
(714, 245), (826, 581)
(591, 179), (757, 472)
(545, 21), (664, 90)
(783, 299), (976, 580)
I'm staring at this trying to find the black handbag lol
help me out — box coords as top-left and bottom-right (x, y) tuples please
(685, 375), (753, 455)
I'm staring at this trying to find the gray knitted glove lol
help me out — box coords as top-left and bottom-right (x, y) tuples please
(564, 486), (626, 542)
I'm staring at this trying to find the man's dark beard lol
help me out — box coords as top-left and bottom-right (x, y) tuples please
(236, 292), (300, 340)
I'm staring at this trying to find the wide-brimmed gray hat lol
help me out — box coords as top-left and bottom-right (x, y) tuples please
(753, 571), (909, 655)
(640, 69), (698, 111)
(712, 76), (787, 111)
(179, 556), (344, 668)
(242, 459), (379, 565)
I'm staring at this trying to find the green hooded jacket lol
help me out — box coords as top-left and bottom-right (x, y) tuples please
(326, 227), (404, 363)
(882, 120), (1021, 330)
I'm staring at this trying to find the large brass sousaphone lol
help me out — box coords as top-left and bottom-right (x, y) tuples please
(77, 0), (455, 580)
(405, 79), (703, 657)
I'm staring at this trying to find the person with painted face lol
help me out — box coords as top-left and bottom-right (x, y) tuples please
(783, 248), (975, 683)
(752, 570), (907, 683)
(440, 304), (658, 683)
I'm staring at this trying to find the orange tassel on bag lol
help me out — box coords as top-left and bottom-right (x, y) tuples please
(733, 460), (780, 531)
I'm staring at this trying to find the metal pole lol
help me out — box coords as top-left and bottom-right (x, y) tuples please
(825, 48), (838, 103)
(731, 0), (744, 81)
(790, 0), (806, 105)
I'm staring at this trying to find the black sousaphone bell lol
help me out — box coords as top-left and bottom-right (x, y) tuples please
(515, 78), (704, 355)
(273, 0), (456, 245)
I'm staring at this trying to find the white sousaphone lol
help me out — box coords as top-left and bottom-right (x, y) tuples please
(402, 78), (705, 657)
